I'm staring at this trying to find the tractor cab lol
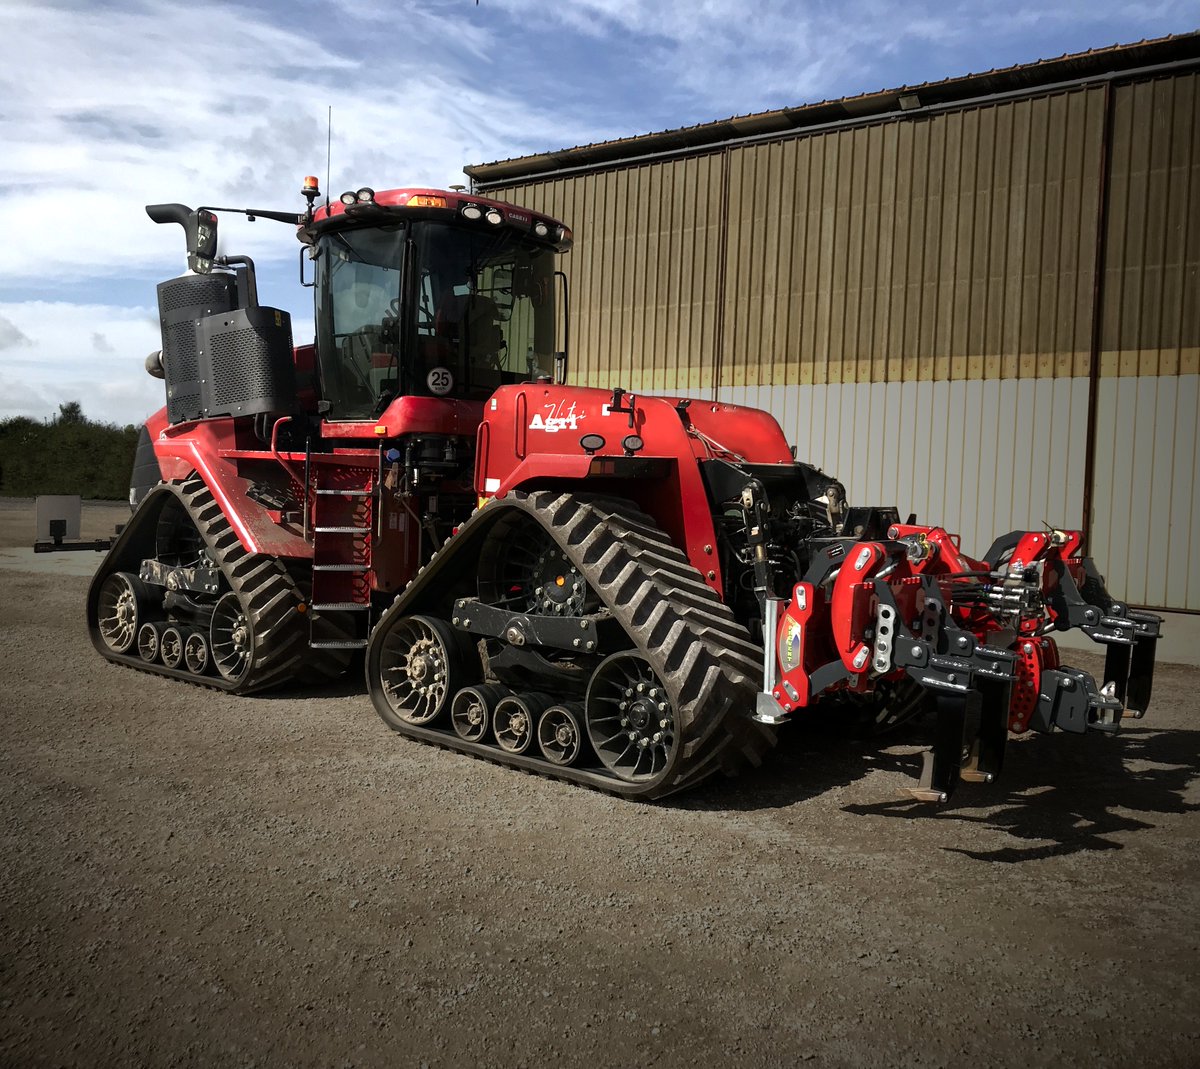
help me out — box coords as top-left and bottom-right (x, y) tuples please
(302, 188), (572, 423)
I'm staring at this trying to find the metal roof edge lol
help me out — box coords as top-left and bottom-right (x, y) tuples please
(466, 31), (1200, 188)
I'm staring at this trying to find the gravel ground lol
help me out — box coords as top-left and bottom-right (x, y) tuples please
(1, 498), (1198, 1067)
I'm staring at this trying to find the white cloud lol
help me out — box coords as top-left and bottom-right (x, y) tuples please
(0, 315), (34, 350)
(492, 0), (1199, 114)
(0, 0), (607, 284)
(0, 301), (165, 425)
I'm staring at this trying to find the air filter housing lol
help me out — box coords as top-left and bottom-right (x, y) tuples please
(156, 274), (295, 422)
(157, 273), (236, 424)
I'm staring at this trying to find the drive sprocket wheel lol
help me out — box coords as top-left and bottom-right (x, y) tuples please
(88, 476), (307, 693)
(478, 513), (596, 617)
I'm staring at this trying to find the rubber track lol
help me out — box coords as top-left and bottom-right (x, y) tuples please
(87, 477), (308, 694)
(367, 490), (776, 800)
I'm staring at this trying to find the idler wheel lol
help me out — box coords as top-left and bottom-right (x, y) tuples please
(451, 684), (510, 742)
(586, 652), (676, 782)
(184, 631), (210, 675)
(494, 693), (551, 754)
(137, 621), (163, 663)
(160, 626), (185, 670)
(376, 615), (463, 726)
(97, 572), (149, 654)
(210, 592), (252, 684)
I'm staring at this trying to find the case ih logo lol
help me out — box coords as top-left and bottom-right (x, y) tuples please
(529, 400), (582, 433)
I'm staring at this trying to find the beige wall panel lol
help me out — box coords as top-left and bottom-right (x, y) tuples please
(1090, 376), (1200, 610)
(489, 70), (1196, 611)
(692, 379), (1129, 603)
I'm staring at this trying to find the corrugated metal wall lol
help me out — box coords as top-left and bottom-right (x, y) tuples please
(488, 70), (1200, 610)
(1091, 72), (1200, 610)
(495, 155), (728, 392)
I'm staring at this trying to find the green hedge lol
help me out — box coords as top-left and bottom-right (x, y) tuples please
(0, 403), (140, 500)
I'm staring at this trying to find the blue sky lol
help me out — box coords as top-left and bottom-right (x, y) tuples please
(1, 0), (1196, 425)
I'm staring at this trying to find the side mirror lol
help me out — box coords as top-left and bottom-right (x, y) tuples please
(145, 202), (218, 273)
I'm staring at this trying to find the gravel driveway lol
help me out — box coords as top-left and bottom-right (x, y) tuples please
(2, 499), (1197, 1067)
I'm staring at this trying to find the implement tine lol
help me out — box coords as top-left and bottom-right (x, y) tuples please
(1124, 636), (1157, 716)
(962, 677), (1009, 784)
(899, 694), (968, 803)
(1104, 642), (1131, 706)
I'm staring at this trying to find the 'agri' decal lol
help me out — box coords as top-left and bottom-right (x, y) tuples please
(529, 400), (583, 433)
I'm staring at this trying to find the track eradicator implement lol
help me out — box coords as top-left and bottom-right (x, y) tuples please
(87, 180), (1163, 802)
(765, 516), (1162, 802)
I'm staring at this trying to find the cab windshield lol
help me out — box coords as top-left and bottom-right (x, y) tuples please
(315, 220), (557, 419)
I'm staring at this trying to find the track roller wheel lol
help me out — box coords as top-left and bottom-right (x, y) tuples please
(210, 591), (253, 684)
(137, 622), (163, 663)
(96, 572), (149, 655)
(451, 684), (510, 742)
(160, 626), (185, 670)
(586, 652), (676, 782)
(373, 615), (465, 727)
(494, 693), (551, 754)
(184, 632), (210, 675)
(537, 702), (585, 766)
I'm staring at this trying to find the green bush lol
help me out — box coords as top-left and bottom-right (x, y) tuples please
(0, 403), (140, 500)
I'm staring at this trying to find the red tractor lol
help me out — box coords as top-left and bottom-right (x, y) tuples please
(87, 179), (1162, 801)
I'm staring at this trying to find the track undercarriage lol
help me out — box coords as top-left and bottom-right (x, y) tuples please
(87, 476), (349, 694)
(365, 491), (777, 800)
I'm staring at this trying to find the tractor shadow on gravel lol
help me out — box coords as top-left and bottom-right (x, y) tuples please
(682, 714), (1200, 862)
(677, 713), (950, 812)
(840, 722), (1200, 861)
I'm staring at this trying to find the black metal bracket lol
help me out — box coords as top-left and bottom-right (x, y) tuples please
(1030, 666), (1123, 734)
(607, 387), (637, 428)
(451, 597), (617, 654)
(139, 557), (221, 595)
(1046, 556), (1161, 644)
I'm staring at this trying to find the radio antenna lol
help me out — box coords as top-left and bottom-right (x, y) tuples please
(325, 105), (332, 209)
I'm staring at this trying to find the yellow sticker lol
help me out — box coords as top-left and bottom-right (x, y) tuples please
(778, 614), (802, 671)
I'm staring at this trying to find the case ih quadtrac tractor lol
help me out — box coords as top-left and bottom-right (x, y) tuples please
(87, 178), (1162, 802)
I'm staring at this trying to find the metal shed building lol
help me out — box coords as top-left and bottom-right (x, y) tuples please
(466, 34), (1200, 615)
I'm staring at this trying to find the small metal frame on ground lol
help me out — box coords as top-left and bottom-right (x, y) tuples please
(33, 495), (121, 553)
